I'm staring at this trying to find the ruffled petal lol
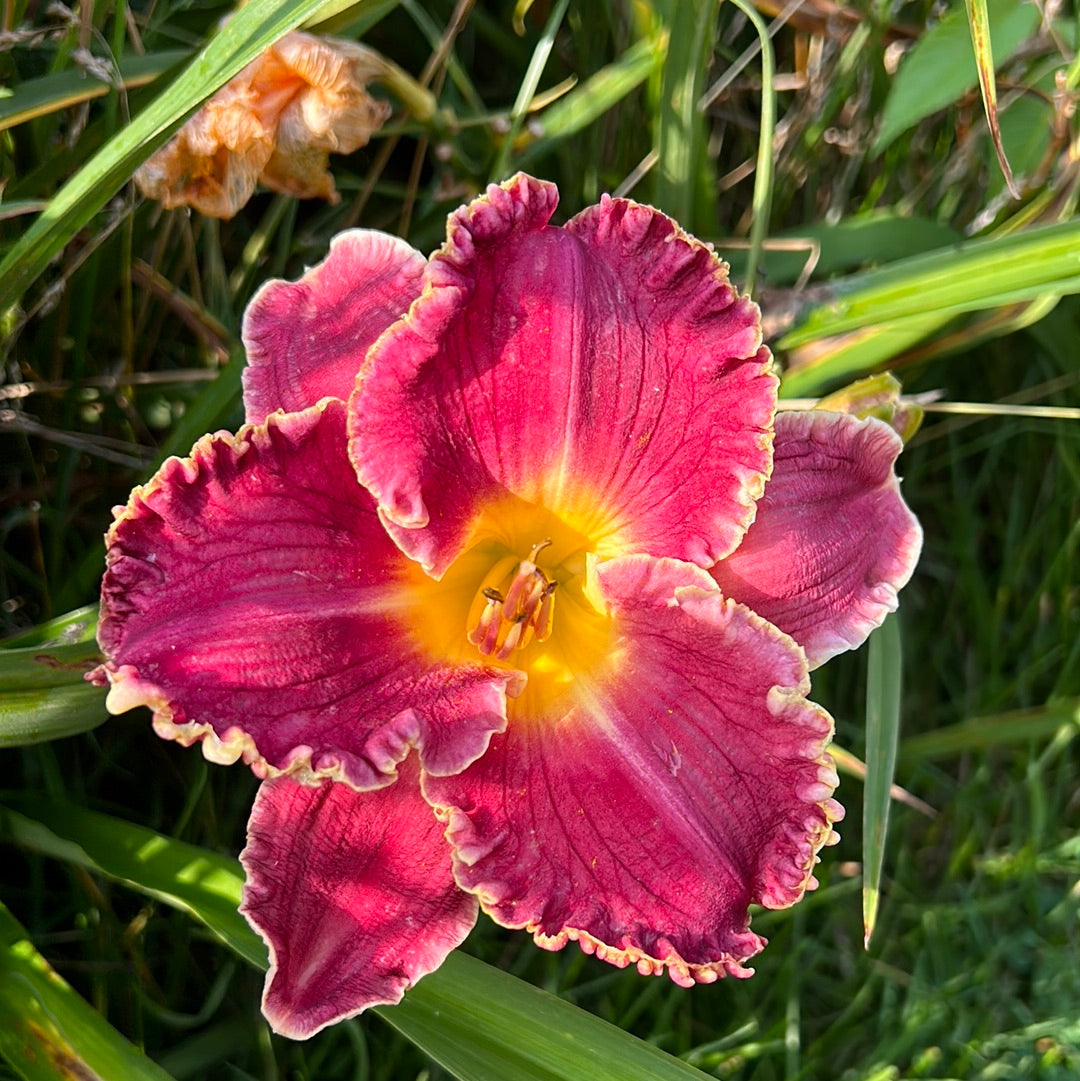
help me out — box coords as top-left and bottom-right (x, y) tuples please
(241, 758), (475, 1039)
(350, 173), (776, 577)
(423, 555), (841, 986)
(242, 229), (425, 424)
(95, 400), (513, 788)
(710, 411), (922, 668)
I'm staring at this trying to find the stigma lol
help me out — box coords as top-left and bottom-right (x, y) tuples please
(466, 541), (558, 661)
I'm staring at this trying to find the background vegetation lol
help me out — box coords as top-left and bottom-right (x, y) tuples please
(1, 0), (1077, 1078)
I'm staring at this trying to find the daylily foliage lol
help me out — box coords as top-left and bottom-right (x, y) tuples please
(94, 174), (921, 1039)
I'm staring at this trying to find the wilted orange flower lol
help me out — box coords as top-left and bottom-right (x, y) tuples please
(136, 32), (392, 218)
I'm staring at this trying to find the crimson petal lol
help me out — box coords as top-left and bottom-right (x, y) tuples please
(350, 173), (776, 576)
(242, 759), (475, 1039)
(710, 411), (922, 668)
(96, 401), (513, 788)
(424, 556), (841, 985)
(242, 229), (425, 423)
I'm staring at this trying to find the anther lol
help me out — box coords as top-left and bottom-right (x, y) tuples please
(535, 581), (557, 643)
(467, 588), (505, 654)
(466, 541), (558, 659)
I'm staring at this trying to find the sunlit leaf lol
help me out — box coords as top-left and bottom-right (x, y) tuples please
(520, 33), (667, 162)
(862, 614), (903, 948)
(0, 641), (105, 747)
(0, 51), (190, 133)
(3, 802), (713, 1081)
(777, 218), (1080, 351)
(964, 0), (1018, 196)
(722, 0), (774, 293)
(1, 606), (98, 648)
(491, 0), (571, 180)
(384, 951), (711, 1081)
(728, 212), (960, 287)
(2, 803), (268, 969)
(653, 0), (720, 233)
(872, 0), (1040, 155)
(779, 314), (950, 398)
(0, 901), (176, 1081)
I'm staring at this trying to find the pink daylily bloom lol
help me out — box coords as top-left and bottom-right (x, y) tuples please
(93, 174), (921, 1039)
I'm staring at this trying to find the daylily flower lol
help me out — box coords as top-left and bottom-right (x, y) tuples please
(93, 174), (922, 1039)
(135, 32), (392, 218)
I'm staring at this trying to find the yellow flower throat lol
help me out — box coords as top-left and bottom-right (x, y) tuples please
(396, 495), (615, 717)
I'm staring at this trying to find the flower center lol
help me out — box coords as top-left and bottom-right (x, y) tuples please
(392, 494), (614, 717)
(466, 541), (558, 660)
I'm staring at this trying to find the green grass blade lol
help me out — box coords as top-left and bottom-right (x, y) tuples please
(780, 289), (1064, 397)
(0, 0), (336, 312)
(862, 613), (902, 949)
(776, 218), (1080, 350)
(723, 0), (775, 294)
(0, 900), (177, 1081)
(653, 0), (720, 231)
(901, 699), (1080, 760)
(1, 801), (268, 970)
(4, 801), (713, 1080)
(0, 642), (105, 746)
(964, 0), (1017, 196)
(519, 32), (667, 164)
(490, 0), (571, 181)
(0, 51), (190, 133)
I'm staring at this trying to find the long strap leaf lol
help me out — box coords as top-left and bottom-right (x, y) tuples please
(965, 0), (1018, 197)
(0, 900), (177, 1081)
(862, 614), (903, 948)
(3, 799), (712, 1081)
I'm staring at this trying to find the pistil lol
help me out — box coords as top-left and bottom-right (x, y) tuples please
(467, 541), (558, 661)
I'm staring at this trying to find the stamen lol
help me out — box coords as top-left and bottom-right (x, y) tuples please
(467, 588), (505, 655)
(535, 581), (557, 643)
(495, 616), (527, 660)
(502, 565), (537, 617)
(466, 541), (559, 659)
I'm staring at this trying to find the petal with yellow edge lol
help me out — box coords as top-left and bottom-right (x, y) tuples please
(349, 173), (776, 578)
(242, 758), (475, 1040)
(710, 411), (923, 668)
(423, 555), (843, 986)
(242, 229), (425, 424)
(93, 401), (514, 790)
